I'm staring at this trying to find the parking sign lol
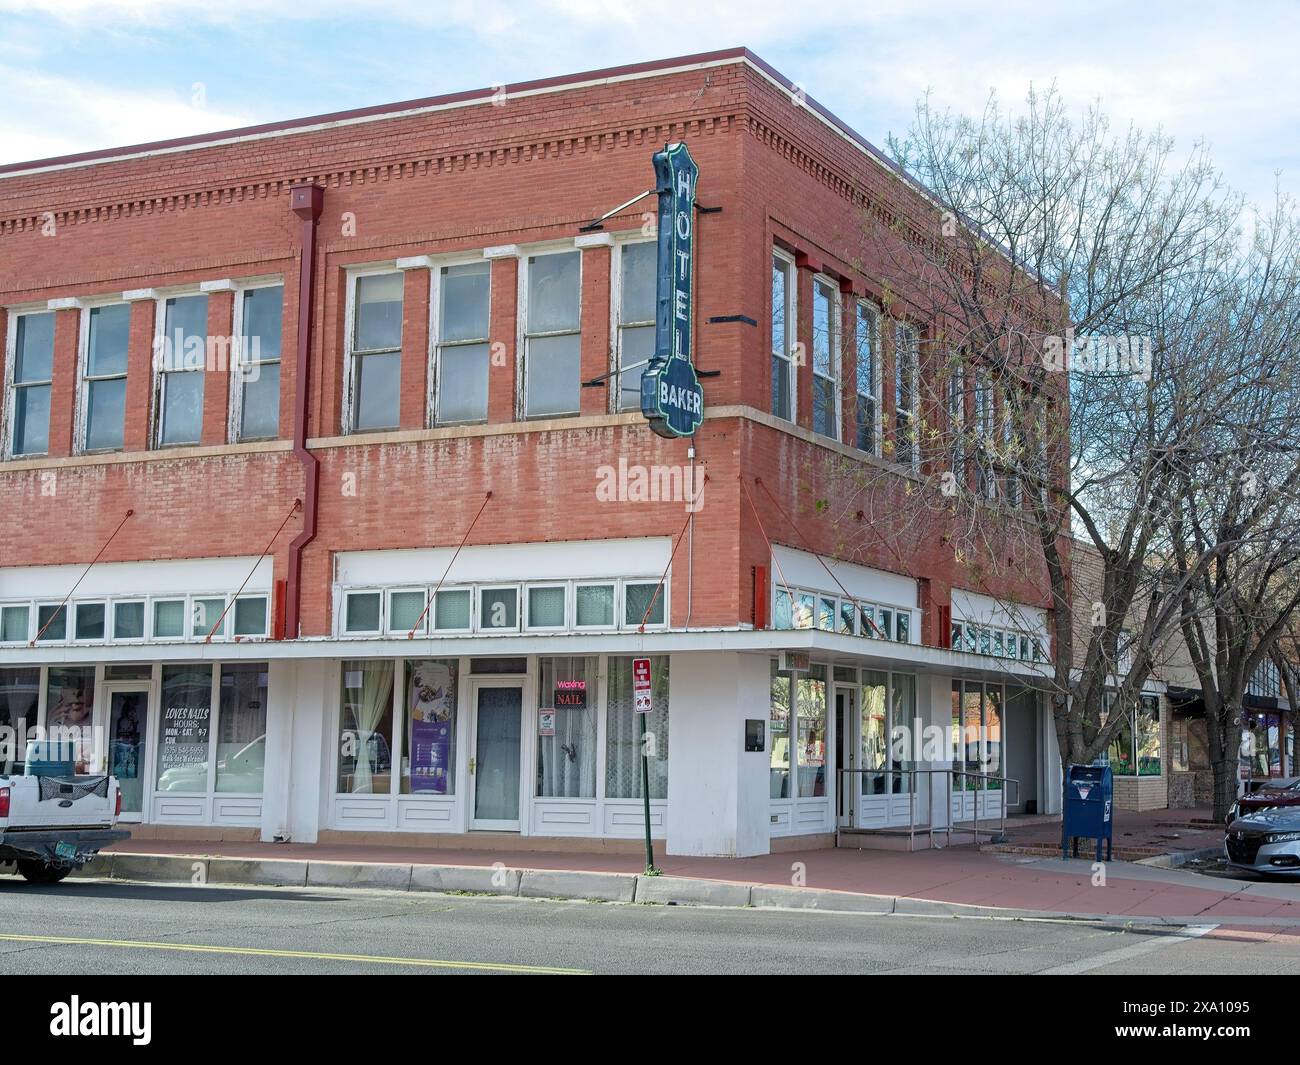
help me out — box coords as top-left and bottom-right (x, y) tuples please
(633, 657), (652, 714)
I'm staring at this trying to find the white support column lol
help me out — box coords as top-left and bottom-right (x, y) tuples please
(1041, 700), (1063, 814)
(261, 658), (332, 843)
(666, 651), (771, 857)
(917, 673), (953, 830)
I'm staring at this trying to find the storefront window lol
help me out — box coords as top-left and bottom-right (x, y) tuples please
(1103, 692), (1160, 776)
(156, 665), (213, 789)
(0, 668), (39, 767)
(952, 680), (1004, 790)
(536, 657), (597, 798)
(402, 659), (456, 795)
(216, 663), (267, 793)
(606, 656), (668, 799)
(338, 660), (394, 794)
(860, 670), (887, 793)
(1242, 711), (1283, 780)
(984, 684), (1002, 786)
(46, 665), (96, 770)
(770, 662), (791, 798)
(796, 665), (827, 798)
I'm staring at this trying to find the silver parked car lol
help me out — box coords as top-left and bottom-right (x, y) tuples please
(1225, 808), (1300, 876)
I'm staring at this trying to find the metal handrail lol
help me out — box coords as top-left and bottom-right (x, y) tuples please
(835, 767), (1020, 850)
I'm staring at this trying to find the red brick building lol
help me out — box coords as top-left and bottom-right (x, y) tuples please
(0, 48), (1060, 855)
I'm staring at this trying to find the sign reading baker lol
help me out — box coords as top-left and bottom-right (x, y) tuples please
(641, 142), (704, 439)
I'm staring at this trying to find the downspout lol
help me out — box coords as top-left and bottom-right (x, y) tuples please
(285, 182), (323, 640)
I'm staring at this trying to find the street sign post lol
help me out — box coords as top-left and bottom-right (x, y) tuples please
(632, 657), (658, 874)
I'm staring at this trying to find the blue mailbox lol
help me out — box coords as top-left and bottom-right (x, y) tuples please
(1061, 763), (1113, 861)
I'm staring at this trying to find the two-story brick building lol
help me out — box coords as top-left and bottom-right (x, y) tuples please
(0, 48), (1063, 857)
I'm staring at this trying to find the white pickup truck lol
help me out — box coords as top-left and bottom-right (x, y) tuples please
(0, 742), (130, 884)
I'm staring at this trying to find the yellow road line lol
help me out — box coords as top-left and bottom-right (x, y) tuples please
(0, 932), (588, 974)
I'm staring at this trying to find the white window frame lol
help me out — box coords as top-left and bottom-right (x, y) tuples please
(152, 289), (210, 449)
(342, 266), (403, 435)
(150, 597), (188, 642)
(622, 579), (668, 630)
(190, 594), (229, 641)
(34, 602), (68, 644)
(855, 299), (881, 455)
(478, 584), (522, 633)
(573, 581), (618, 630)
(75, 299), (131, 455)
(228, 279), (285, 443)
(386, 587), (429, 636)
(811, 274), (841, 441)
(519, 249), (583, 420)
(430, 256), (492, 427)
(771, 250), (797, 422)
(893, 321), (919, 469)
(110, 599), (147, 643)
(525, 583), (569, 632)
(72, 600), (108, 643)
(342, 589), (384, 636)
(611, 238), (657, 414)
(231, 594), (270, 639)
(4, 308), (55, 460)
(431, 587), (473, 633)
(0, 603), (32, 644)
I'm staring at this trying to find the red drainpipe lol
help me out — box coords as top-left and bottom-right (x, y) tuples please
(285, 183), (324, 639)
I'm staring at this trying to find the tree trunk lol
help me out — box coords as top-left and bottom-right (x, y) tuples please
(1206, 701), (1241, 822)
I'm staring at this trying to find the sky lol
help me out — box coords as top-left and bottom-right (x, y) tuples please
(0, 0), (1296, 209)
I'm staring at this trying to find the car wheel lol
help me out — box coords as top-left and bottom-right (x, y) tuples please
(16, 860), (71, 884)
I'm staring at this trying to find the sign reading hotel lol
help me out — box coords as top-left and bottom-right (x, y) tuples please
(641, 142), (705, 439)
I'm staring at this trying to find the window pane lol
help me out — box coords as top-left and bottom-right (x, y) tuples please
(812, 279), (833, 375)
(856, 395), (875, 452)
(160, 370), (204, 445)
(525, 333), (580, 417)
(856, 304), (876, 396)
(12, 384), (50, 455)
(527, 252), (580, 333)
(75, 602), (105, 640)
(796, 672), (827, 798)
(15, 314), (55, 382)
(860, 670), (887, 793)
(156, 665), (213, 788)
(86, 376), (127, 451)
(624, 582), (664, 626)
(528, 586), (566, 628)
(240, 361), (280, 439)
(241, 286), (283, 360)
(87, 304), (130, 377)
(1, 605), (29, 642)
(233, 596), (267, 636)
(354, 351), (400, 430)
(771, 258), (786, 357)
(164, 295), (208, 359)
(771, 354), (790, 421)
(575, 584), (614, 626)
(216, 663), (268, 793)
(620, 242), (657, 323)
(389, 591), (426, 633)
(0, 667), (40, 735)
(605, 655), (669, 799)
(345, 592), (381, 633)
(36, 604), (66, 641)
(479, 588), (518, 630)
(1136, 696), (1161, 776)
(813, 376), (835, 437)
(537, 656), (597, 798)
(192, 597), (225, 638)
(113, 601), (145, 640)
(437, 342), (489, 423)
(153, 599), (184, 638)
(355, 272), (403, 351)
(617, 325), (655, 411)
(402, 659), (457, 795)
(46, 665), (95, 770)
(440, 263), (490, 342)
(434, 589), (471, 630)
(983, 685), (1002, 783)
(770, 664), (791, 797)
(338, 660), (394, 793)
(774, 588), (793, 629)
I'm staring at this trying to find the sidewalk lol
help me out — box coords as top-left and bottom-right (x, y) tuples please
(87, 832), (1300, 931)
(992, 807), (1223, 861)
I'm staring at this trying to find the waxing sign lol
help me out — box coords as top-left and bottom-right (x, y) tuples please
(641, 142), (705, 439)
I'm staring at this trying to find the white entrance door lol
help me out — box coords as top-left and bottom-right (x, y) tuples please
(835, 686), (857, 828)
(469, 682), (524, 831)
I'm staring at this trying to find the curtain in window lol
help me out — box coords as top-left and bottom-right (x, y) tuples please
(339, 660), (393, 794)
(536, 657), (597, 798)
(606, 656), (669, 799)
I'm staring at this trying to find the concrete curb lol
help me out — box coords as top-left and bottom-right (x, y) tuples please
(66, 850), (1209, 926)
(1134, 846), (1224, 870)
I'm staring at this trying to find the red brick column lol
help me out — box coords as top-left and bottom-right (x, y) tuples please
(398, 265), (430, 429)
(123, 297), (156, 452)
(579, 241), (611, 416)
(487, 254), (518, 424)
(201, 289), (234, 446)
(45, 307), (79, 457)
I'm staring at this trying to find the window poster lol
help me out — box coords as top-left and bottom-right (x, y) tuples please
(407, 661), (455, 794)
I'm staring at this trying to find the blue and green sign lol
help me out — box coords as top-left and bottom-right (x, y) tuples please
(641, 142), (704, 439)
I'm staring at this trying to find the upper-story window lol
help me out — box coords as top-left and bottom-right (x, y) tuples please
(948, 359), (965, 483)
(614, 241), (656, 413)
(79, 303), (130, 453)
(233, 284), (283, 441)
(855, 300), (879, 454)
(346, 271), (403, 432)
(155, 293), (208, 447)
(523, 251), (582, 418)
(893, 322), (919, 467)
(771, 252), (796, 421)
(6, 311), (54, 458)
(811, 275), (841, 439)
(434, 262), (491, 425)
(974, 367), (996, 499)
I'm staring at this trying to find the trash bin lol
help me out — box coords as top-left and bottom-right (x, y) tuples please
(1061, 763), (1113, 861)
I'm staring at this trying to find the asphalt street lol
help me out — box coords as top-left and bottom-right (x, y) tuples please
(0, 876), (1298, 975)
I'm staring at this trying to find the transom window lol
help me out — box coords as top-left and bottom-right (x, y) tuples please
(155, 293), (208, 447)
(811, 276), (841, 439)
(347, 271), (403, 432)
(0, 592), (269, 644)
(523, 251), (582, 418)
(81, 303), (130, 452)
(771, 584), (914, 643)
(7, 311), (54, 458)
(434, 262), (491, 425)
(771, 252), (796, 421)
(614, 241), (657, 412)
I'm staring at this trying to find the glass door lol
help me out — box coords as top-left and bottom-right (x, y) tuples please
(835, 687), (856, 827)
(470, 683), (523, 830)
(107, 687), (150, 819)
